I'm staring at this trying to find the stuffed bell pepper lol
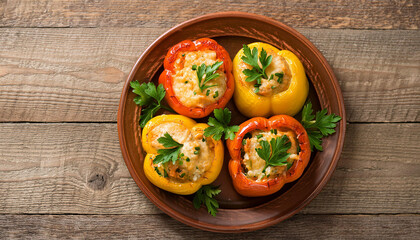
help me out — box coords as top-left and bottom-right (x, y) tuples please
(233, 42), (309, 117)
(159, 38), (234, 118)
(226, 115), (311, 197)
(142, 114), (224, 195)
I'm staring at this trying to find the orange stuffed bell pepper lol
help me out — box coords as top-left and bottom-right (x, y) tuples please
(142, 114), (224, 195)
(159, 38), (234, 118)
(233, 42), (309, 117)
(226, 115), (311, 197)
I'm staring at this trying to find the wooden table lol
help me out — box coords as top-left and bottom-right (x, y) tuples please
(0, 1), (419, 239)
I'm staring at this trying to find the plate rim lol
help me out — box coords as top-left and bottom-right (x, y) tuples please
(117, 11), (346, 233)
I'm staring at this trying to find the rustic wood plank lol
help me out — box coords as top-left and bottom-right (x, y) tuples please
(1, 0), (418, 29)
(0, 214), (418, 239)
(0, 123), (418, 215)
(0, 123), (160, 214)
(0, 28), (419, 122)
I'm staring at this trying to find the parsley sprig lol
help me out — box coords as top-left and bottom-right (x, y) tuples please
(204, 108), (240, 141)
(241, 45), (273, 92)
(193, 185), (221, 216)
(301, 102), (342, 151)
(192, 61), (223, 92)
(130, 81), (173, 127)
(256, 135), (292, 173)
(153, 132), (183, 165)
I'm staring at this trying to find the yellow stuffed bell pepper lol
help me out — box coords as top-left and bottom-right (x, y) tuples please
(233, 42), (309, 117)
(142, 114), (224, 195)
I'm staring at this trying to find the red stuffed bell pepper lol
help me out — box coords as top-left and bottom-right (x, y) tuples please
(159, 38), (234, 118)
(227, 115), (311, 197)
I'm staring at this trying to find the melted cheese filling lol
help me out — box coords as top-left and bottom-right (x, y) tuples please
(242, 129), (299, 182)
(239, 47), (292, 96)
(172, 50), (227, 108)
(148, 122), (215, 182)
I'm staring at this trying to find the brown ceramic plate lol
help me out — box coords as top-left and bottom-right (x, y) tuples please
(117, 12), (346, 233)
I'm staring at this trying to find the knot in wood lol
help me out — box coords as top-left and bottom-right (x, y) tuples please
(87, 173), (107, 190)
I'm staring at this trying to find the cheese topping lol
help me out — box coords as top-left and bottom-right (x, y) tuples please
(239, 47), (292, 96)
(242, 129), (299, 182)
(172, 50), (227, 108)
(149, 121), (215, 182)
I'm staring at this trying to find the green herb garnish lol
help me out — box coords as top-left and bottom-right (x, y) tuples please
(154, 167), (162, 176)
(256, 135), (292, 173)
(204, 108), (240, 141)
(153, 132), (183, 165)
(130, 81), (173, 127)
(193, 61), (223, 92)
(193, 185), (221, 217)
(241, 44), (272, 88)
(301, 102), (342, 151)
(213, 91), (219, 98)
(275, 72), (284, 83)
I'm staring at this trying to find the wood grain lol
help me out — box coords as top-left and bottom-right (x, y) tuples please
(1, 0), (418, 236)
(0, 123), (418, 215)
(0, 0), (418, 29)
(0, 28), (419, 123)
(0, 214), (418, 239)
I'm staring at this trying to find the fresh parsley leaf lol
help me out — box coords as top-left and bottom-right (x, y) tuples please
(241, 44), (260, 69)
(259, 48), (273, 76)
(241, 44), (272, 85)
(194, 61), (223, 92)
(256, 140), (271, 161)
(256, 135), (292, 173)
(301, 102), (342, 151)
(193, 185), (221, 217)
(158, 132), (183, 148)
(153, 147), (181, 165)
(204, 108), (240, 141)
(130, 81), (173, 128)
(153, 132), (183, 165)
(130, 81), (153, 106)
(145, 83), (166, 102)
(243, 68), (262, 82)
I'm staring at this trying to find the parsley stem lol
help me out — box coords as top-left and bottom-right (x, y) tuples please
(262, 164), (268, 173)
(262, 72), (268, 79)
(160, 105), (175, 113)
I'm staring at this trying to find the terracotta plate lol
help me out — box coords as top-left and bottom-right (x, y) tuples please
(117, 12), (346, 233)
